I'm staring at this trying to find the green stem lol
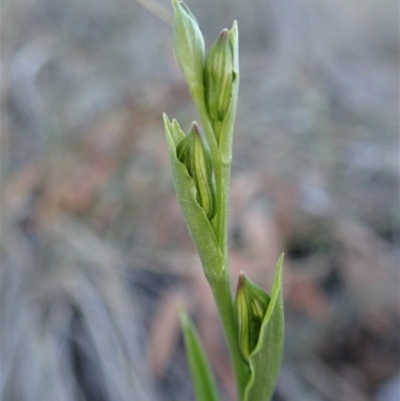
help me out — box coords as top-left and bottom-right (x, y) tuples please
(211, 269), (249, 400)
(193, 88), (248, 400)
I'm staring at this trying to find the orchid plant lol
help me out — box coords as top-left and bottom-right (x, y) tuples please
(163, 2), (284, 400)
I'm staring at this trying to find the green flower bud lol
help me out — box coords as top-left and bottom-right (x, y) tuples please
(234, 272), (271, 360)
(204, 29), (234, 123)
(177, 122), (216, 220)
(172, 0), (205, 95)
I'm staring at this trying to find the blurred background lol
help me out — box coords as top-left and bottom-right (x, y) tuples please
(1, 0), (399, 400)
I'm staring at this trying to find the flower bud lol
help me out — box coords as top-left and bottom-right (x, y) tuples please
(234, 272), (271, 360)
(172, 0), (205, 95)
(204, 29), (234, 123)
(177, 122), (216, 220)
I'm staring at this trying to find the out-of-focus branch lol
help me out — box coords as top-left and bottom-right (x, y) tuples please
(133, 0), (173, 26)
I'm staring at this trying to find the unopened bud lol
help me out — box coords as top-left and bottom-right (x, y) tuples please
(204, 29), (234, 123)
(177, 123), (216, 220)
(172, 0), (205, 95)
(234, 272), (270, 360)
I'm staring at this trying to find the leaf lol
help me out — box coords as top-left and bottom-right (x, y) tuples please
(163, 114), (224, 281)
(243, 254), (284, 401)
(180, 310), (220, 401)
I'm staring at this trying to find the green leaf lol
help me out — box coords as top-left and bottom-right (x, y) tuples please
(180, 310), (220, 401)
(163, 114), (224, 281)
(243, 254), (284, 401)
(172, 0), (205, 97)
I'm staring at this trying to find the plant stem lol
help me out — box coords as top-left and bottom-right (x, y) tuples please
(211, 268), (249, 400)
(193, 88), (249, 400)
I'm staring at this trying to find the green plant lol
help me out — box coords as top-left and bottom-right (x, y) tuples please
(163, 1), (284, 400)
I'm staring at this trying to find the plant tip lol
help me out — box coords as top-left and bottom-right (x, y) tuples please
(191, 121), (200, 134)
(236, 272), (245, 294)
(218, 29), (229, 39)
